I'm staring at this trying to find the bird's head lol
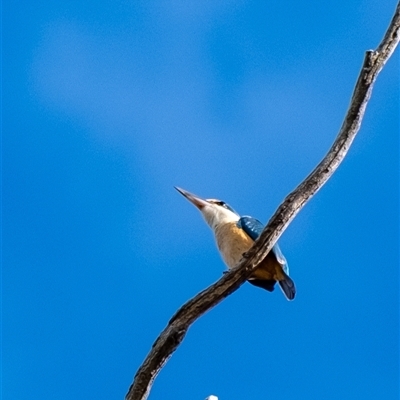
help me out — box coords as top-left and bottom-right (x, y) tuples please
(175, 187), (239, 230)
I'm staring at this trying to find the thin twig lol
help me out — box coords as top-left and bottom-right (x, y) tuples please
(126, 3), (399, 400)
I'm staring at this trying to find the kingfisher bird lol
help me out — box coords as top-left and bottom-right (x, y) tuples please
(175, 187), (296, 300)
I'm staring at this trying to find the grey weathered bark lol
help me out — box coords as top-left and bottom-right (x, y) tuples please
(126, 3), (400, 400)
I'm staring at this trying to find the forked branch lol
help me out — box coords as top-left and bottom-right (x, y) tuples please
(126, 3), (399, 399)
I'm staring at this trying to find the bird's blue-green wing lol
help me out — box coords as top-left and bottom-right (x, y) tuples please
(271, 242), (289, 275)
(237, 216), (288, 273)
(237, 216), (264, 241)
(238, 216), (295, 300)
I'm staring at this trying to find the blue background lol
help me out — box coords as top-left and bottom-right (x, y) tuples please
(3, 1), (399, 399)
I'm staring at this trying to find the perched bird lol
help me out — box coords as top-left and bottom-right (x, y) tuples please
(175, 187), (296, 300)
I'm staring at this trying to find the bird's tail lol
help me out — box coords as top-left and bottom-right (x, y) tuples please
(278, 272), (296, 301)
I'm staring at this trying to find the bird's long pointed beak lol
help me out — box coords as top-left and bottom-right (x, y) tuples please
(174, 187), (209, 209)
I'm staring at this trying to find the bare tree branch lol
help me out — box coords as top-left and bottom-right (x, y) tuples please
(126, 4), (400, 400)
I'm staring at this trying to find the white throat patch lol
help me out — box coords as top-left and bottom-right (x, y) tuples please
(201, 204), (239, 231)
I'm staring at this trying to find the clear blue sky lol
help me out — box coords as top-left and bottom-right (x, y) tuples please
(3, 1), (399, 399)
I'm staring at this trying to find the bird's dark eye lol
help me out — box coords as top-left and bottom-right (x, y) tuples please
(220, 201), (235, 212)
(218, 201), (231, 210)
(210, 199), (237, 215)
